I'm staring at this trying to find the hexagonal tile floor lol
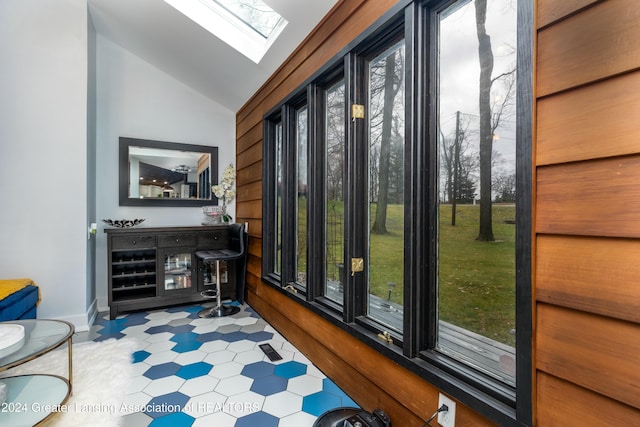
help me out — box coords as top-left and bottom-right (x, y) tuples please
(88, 303), (358, 426)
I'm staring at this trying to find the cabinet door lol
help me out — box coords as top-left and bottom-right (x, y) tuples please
(158, 249), (197, 295)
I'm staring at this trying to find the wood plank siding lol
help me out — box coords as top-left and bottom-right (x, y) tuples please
(234, 0), (640, 424)
(535, 0), (640, 425)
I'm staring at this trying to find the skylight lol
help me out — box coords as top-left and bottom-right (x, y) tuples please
(164, 0), (288, 64)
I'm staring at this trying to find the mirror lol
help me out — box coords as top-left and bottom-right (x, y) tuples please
(119, 137), (219, 207)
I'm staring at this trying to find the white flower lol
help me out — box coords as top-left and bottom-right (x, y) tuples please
(212, 163), (235, 204)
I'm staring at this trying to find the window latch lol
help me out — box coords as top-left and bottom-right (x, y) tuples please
(284, 283), (297, 294)
(377, 331), (393, 344)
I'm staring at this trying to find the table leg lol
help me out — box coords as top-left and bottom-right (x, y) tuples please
(67, 337), (73, 392)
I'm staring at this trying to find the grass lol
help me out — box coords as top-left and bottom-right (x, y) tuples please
(298, 200), (516, 347)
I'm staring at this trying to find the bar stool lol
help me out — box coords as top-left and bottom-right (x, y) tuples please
(195, 223), (246, 318)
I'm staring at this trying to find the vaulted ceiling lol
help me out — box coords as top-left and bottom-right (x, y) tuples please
(87, 0), (339, 112)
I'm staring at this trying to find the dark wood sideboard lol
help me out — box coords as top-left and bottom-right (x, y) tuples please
(105, 225), (239, 319)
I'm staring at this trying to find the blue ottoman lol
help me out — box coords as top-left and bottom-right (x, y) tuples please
(0, 285), (39, 321)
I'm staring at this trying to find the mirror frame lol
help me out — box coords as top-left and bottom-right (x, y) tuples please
(119, 137), (219, 207)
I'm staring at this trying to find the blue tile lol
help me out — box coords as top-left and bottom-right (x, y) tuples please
(132, 350), (151, 363)
(220, 331), (248, 342)
(144, 392), (190, 419)
(98, 322), (127, 334)
(172, 340), (202, 353)
(176, 362), (213, 380)
(195, 331), (223, 342)
(342, 395), (359, 408)
(245, 331), (274, 342)
(94, 332), (125, 341)
(241, 361), (275, 379)
(122, 312), (150, 326)
(149, 412), (195, 427)
(322, 378), (348, 397)
(274, 361), (307, 379)
(169, 324), (195, 334)
(144, 362), (182, 380)
(235, 411), (279, 427)
(146, 325), (173, 334)
(170, 331), (199, 343)
(302, 391), (343, 417)
(250, 375), (288, 396)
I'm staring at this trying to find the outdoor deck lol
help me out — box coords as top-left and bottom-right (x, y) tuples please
(326, 281), (516, 384)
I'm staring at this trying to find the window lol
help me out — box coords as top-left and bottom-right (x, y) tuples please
(324, 79), (346, 306)
(163, 0), (287, 63)
(263, 1), (531, 424)
(296, 105), (308, 288)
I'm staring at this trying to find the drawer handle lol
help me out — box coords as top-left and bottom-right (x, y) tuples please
(132, 240), (136, 245)
(175, 237), (180, 242)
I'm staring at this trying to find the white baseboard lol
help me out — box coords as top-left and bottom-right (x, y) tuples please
(52, 298), (99, 332)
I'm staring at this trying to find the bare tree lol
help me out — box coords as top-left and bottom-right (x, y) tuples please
(475, 0), (515, 241)
(371, 48), (404, 235)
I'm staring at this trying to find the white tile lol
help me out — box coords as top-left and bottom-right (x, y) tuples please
(215, 375), (253, 396)
(145, 332), (174, 343)
(120, 392), (152, 415)
(223, 391), (264, 417)
(191, 410), (238, 427)
(292, 352), (312, 365)
(192, 323), (221, 334)
(215, 317), (237, 327)
(184, 391), (228, 418)
(278, 411), (317, 427)
(130, 362), (152, 377)
(143, 318), (172, 327)
(199, 340), (229, 353)
(128, 375), (152, 394)
(145, 311), (171, 320)
(234, 317), (258, 326)
(145, 340), (176, 353)
(143, 349), (179, 365)
(305, 364), (326, 379)
(174, 349), (208, 365)
(143, 375), (185, 397)
(262, 390), (303, 418)
(226, 339), (256, 353)
(209, 361), (244, 379)
(203, 349), (235, 365)
(180, 376), (219, 397)
(121, 325), (151, 336)
(287, 375), (324, 396)
(233, 349), (267, 365)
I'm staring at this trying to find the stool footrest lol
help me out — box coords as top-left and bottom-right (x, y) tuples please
(201, 289), (217, 298)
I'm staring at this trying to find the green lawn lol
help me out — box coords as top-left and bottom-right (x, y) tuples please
(303, 200), (516, 347)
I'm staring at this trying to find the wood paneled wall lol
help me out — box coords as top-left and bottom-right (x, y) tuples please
(535, 0), (640, 425)
(235, 0), (494, 425)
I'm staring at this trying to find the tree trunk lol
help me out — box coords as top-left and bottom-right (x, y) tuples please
(475, 0), (495, 242)
(371, 52), (397, 235)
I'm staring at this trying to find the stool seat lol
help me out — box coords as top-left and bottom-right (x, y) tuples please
(195, 223), (247, 318)
(195, 248), (244, 262)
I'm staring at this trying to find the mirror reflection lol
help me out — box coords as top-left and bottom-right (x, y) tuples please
(119, 137), (219, 207)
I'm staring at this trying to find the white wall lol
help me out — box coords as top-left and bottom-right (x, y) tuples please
(95, 36), (236, 310)
(0, 0), (90, 327)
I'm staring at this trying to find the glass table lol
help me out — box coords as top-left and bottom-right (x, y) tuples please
(0, 319), (74, 426)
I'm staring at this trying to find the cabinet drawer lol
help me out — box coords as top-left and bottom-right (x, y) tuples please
(198, 229), (229, 248)
(158, 233), (197, 248)
(111, 234), (156, 249)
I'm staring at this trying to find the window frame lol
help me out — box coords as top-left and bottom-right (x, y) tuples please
(261, 1), (533, 425)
